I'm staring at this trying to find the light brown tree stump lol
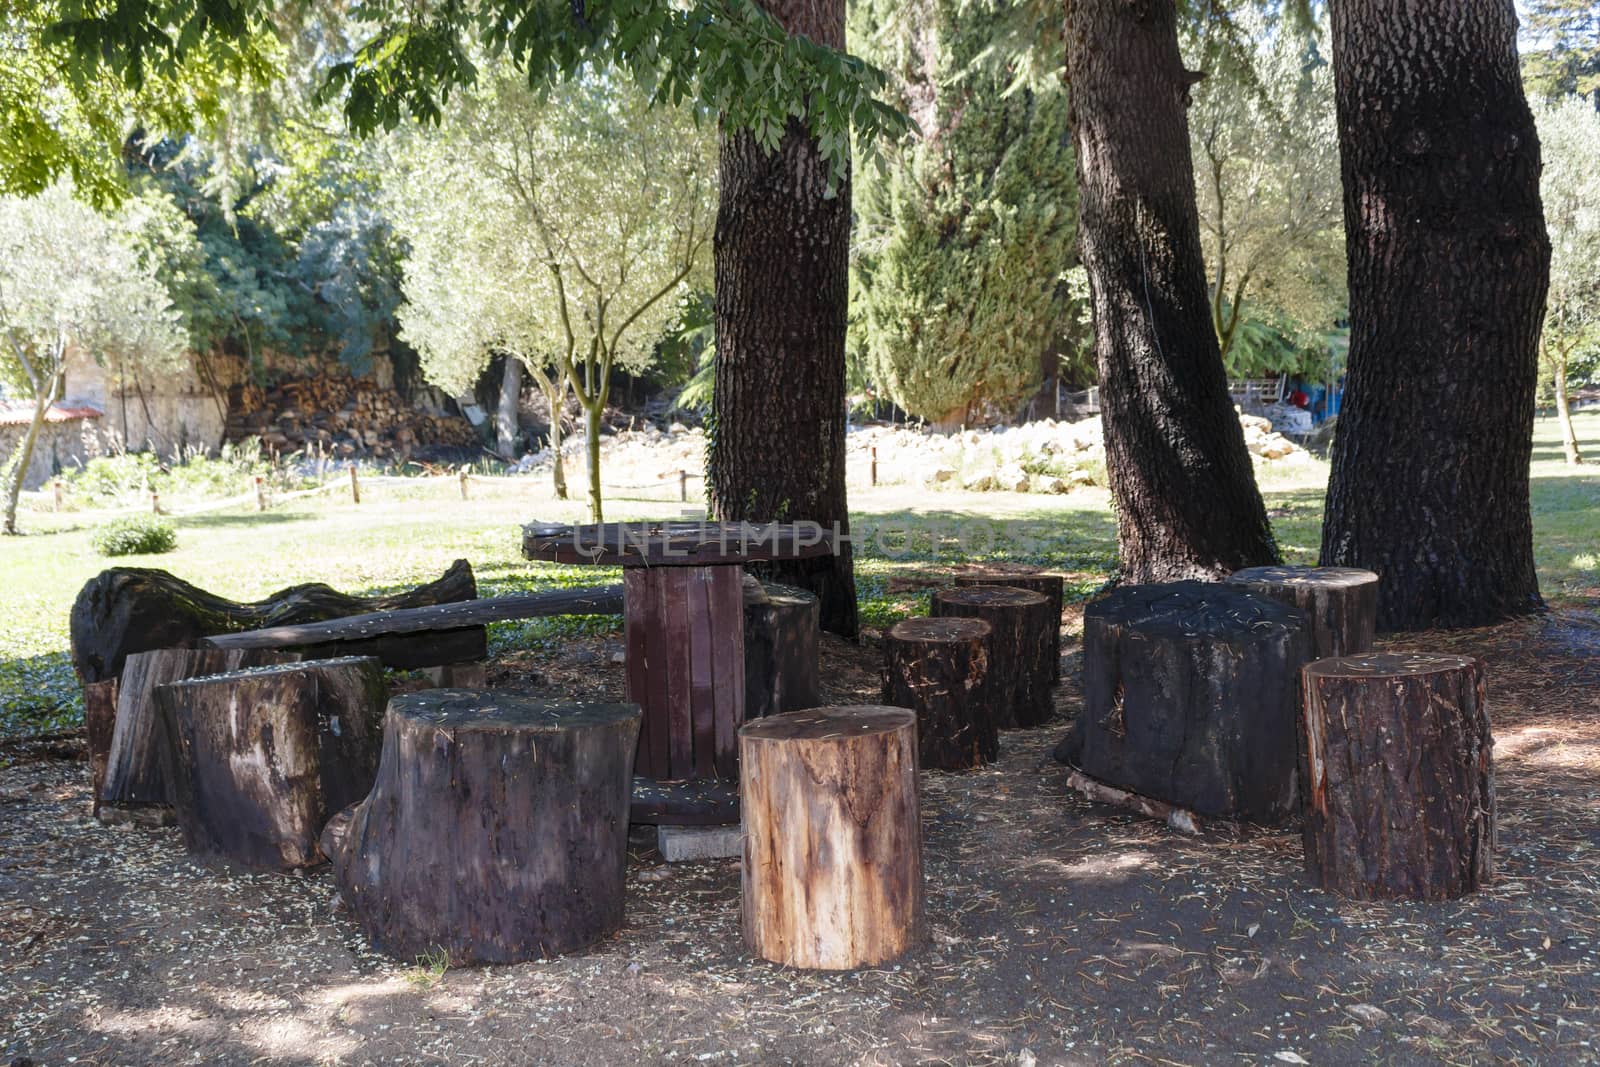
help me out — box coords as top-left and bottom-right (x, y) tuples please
(1226, 565), (1379, 660)
(1301, 653), (1494, 900)
(955, 572), (1065, 680)
(156, 657), (387, 870)
(882, 618), (995, 770)
(323, 690), (642, 964)
(739, 706), (923, 970)
(743, 577), (820, 720)
(931, 586), (1053, 727)
(100, 647), (299, 814)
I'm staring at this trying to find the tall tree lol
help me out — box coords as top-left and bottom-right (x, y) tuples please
(1063, 0), (1279, 582)
(708, 0), (859, 637)
(1322, 0), (1550, 630)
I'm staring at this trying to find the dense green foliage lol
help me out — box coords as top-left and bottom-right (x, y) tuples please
(90, 514), (178, 556)
(1535, 99), (1600, 409)
(850, 0), (1076, 425)
(1522, 0), (1600, 106)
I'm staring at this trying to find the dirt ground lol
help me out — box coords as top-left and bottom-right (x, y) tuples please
(3, 605), (1599, 1066)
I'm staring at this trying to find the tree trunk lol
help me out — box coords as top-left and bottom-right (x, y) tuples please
(930, 586), (1054, 728)
(496, 355), (523, 460)
(1321, 0), (1551, 629)
(583, 401), (603, 523)
(743, 577), (820, 721)
(2, 368), (63, 536)
(708, 0), (859, 639)
(545, 374), (569, 498)
(84, 678), (119, 818)
(322, 691), (641, 964)
(739, 706), (922, 969)
(157, 657), (387, 870)
(1300, 653), (1494, 900)
(881, 617), (995, 770)
(1063, 0), (1279, 583)
(1554, 348), (1584, 465)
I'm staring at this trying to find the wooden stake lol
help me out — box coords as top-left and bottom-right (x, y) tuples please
(349, 465), (361, 504)
(150, 491), (161, 515)
(255, 475), (267, 512)
(870, 446), (878, 486)
(679, 469), (688, 502)
(459, 466), (470, 500)
(53, 480), (63, 511)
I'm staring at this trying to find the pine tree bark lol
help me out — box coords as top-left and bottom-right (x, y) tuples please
(1322, 0), (1551, 629)
(708, 0), (859, 638)
(1063, 0), (1279, 582)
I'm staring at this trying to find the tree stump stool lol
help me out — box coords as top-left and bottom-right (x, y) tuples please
(156, 657), (387, 869)
(322, 690), (641, 964)
(1301, 653), (1493, 900)
(743, 577), (820, 720)
(1056, 581), (1312, 823)
(931, 586), (1053, 728)
(882, 618), (996, 770)
(740, 706), (923, 970)
(1226, 565), (1379, 660)
(101, 646), (299, 815)
(83, 679), (118, 818)
(955, 572), (1065, 681)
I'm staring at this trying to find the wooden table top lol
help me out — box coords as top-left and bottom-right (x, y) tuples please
(522, 521), (837, 567)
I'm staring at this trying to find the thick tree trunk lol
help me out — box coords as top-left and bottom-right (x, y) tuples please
(157, 657), (387, 870)
(881, 617), (995, 770)
(708, 0), (859, 639)
(1063, 0), (1279, 583)
(323, 691), (641, 963)
(1322, 0), (1550, 630)
(496, 356), (523, 460)
(1554, 350), (1584, 465)
(740, 706), (922, 969)
(1301, 653), (1494, 900)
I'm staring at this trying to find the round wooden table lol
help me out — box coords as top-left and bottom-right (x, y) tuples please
(523, 521), (835, 824)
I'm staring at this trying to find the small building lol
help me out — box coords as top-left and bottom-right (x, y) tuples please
(0, 403), (107, 490)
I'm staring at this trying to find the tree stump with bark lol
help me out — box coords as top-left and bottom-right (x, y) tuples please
(739, 706), (922, 970)
(322, 690), (641, 964)
(743, 577), (820, 720)
(1055, 581), (1312, 823)
(1226, 565), (1379, 660)
(881, 617), (995, 770)
(83, 679), (118, 819)
(156, 657), (387, 870)
(100, 647), (300, 815)
(931, 586), (1053, 728)
(1301, 653), (1494, 900)
(955, 572), (1065, 681)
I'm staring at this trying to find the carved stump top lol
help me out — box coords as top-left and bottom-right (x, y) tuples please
(393, 689), (640, 734)
(1087, 580), (1307, 641)
(1304, 652), (1479, 680)
(888, 617), (993, 644)
(740, 705), (915, 744)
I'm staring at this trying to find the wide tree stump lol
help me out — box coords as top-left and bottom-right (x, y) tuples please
(955, 572), (1065, 681)
(323, 690), (641, 964)
(1055, 581), (1312, 823)
(101, 647), (299, 813)
(1226, 565), (1379, 660)
(743, 577), (820, 720)
(881, 617), (995, 770)
(69, 560), (477, 683)
(156, 657), (387, 870)
(931, 586), (1053, 728)
(740, 706), (923, 970)
(1301, 653), (1494, 900)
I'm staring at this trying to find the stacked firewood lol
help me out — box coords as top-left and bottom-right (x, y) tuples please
(226, 375), (478, 459)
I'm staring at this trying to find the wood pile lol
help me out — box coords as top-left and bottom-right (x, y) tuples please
(226, 375), (477, 459)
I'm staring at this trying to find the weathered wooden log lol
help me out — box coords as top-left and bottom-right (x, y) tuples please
(881, 617), (995, 770)
(740, 706), (923, 970)
(931, 586), (1054, 728)
(1064, 767), (1201, 835)
(1226, 565), (1379, 660)
(1301, 653), (1494, 900)
(1054, 581), (1312, 824)
(70, 559), (477, 683)
(156, 657), (387, 870)
(955, 571), (1066, 681)
(101, 647), (299, 812)
(84, 679), (119, 818)
(322, 690), (641, 964)
(743, 577), (820, 720)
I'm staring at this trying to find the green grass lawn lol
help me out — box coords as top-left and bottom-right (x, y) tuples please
(3, 413), (1596, 738)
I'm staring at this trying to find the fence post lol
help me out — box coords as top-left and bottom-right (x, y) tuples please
(150, 491), (161, 515)
(53, 480), (63, 512)
(350, 465), (361, 505)
(870, 447), (878, 487)
(255, 476), (267, 512)
(679, 469), (688, 503)
(459, 467), (470, 501)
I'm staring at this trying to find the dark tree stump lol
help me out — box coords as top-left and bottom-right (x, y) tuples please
(1055, 581), (1312, 823)
(323, 690), (641, 964)
(740, 706), (922, 969)
(101, 647), (299, 813)
(1301, 653), (1494, 900)
(84, 679), (118, 818)
(156, 657), (387, 870)
(931, 586), (1053, 728)
(955, 572), (1066, 681)
(743, 576), (820, 720)
(881, 617), (995, 770)
(1226, 565), (1379, 660)
(69, 560), (477, 683)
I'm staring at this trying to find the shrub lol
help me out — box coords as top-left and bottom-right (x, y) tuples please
(92, 516), (178, 557)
